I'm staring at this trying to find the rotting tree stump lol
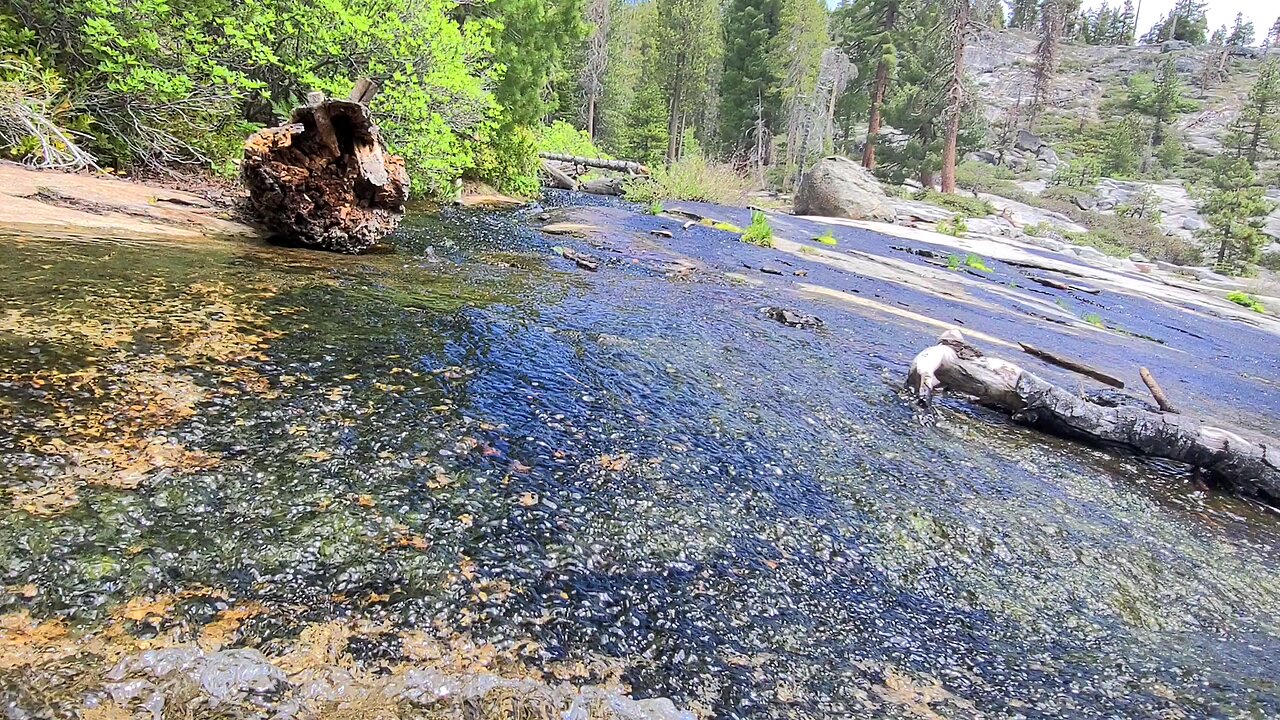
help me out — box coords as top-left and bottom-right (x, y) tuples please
(242, 83), (409, 253)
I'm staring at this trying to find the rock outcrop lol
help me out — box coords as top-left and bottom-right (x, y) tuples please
(794, 156), (896, 222)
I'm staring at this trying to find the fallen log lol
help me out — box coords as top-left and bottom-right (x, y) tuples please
(538, 153), (649, 175)
(1017, 342), (1125, 389)
(908, 331), (1280, 503)
(241, 83), (409, 254)
(540, 160), (578, 191)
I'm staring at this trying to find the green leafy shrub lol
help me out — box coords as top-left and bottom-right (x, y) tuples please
(1227, 292), (1267, 313)
(937, 216), (969, 237)
(646, 199), (664, 215)
(916, 189), (993, 217)
(741, 210), (774, 247)
(814, 231), (838, 246)
(5, 0), (501, 198)
(1083, 312), (1106, 328)
(1023, 221), (1053, 237)
(955, 160), (1019, 196)
(965, 253), (991, 272)
(535, 120), (608, 158)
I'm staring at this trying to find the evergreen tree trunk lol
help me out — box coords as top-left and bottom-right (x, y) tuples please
(1028, 0), (1064, 128)
(941, 0), (969, 194)
(666, 52), (686, 164)
(863, 59), (889, 169)
(862, 3), (898, 170)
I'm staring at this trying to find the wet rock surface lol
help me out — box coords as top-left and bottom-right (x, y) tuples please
(1, 192), (1280, 719)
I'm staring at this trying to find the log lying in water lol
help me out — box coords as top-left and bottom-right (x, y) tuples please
(907, 331), (1280, 503)
(241, 85), (409, 253)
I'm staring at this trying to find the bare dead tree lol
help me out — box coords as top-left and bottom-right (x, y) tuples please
(579, 0), (610, 139)
(940, 0), (970, 194)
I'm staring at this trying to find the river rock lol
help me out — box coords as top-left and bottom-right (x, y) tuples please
(1037, 146), (1059, 165)
(793, 156), (896, 222)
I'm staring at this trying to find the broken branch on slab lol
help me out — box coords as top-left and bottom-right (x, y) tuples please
(1140, 367), (1179, 414)
(1018, 342), (1125, 389)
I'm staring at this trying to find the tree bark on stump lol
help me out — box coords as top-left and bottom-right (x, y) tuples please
(242, 89), (409, 254)
(907, 331), (1280, 504)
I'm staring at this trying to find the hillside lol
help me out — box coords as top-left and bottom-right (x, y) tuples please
(960, 29), (1280, 257)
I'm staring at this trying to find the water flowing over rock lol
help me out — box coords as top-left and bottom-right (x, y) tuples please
(793, 156), (896, 222)
(242, 90), (409, 253)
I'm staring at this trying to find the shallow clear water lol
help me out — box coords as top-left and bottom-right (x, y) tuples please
(2, 200), (1279, 718)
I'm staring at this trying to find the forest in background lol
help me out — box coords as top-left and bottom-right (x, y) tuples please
(1, 0), (1279, 233)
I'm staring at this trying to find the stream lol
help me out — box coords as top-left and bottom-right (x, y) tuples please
(2, 193), (1279, 719)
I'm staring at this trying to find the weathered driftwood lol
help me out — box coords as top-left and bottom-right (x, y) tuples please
(241, 84), (409, 254)
(1140, 367), (1180, 414)
(1018, 342), (1125, 389)
(541, 160), (578, 191)
(908, 331), (1280, 503)
(538, 153), (649, 175)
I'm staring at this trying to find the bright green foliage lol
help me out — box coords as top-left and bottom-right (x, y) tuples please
(3, 0), (501, 197)
(814, 230), (838, 245)
(1082, 312), (1105, 328)
(1197, 154), (1274, 271)
(965, 252), (990, 272)
(1141, 0), (1208, 45)
(741, 209), (774, 247)
(645, 199), (664, 215)
(1227, 292), (1266, 313)
(536, 120), (609, 157)
(937, 218), (968, 238)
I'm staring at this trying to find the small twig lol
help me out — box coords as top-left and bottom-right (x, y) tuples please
(1139, 367), (1179, 414)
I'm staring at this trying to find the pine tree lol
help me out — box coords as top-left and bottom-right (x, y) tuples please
(1140, 1), (1208, 45)
(720, 0), (784, 157)
(1198, 154), (1273, 269)
(1269, 17), (1280, 48)
(1226, 13), (1255, 46)
(838, 0), (907, 170)
(1009, 0), (1039, 30)
(940, 0), (969, 193)
(774, 0), (832, 183)
(652, 0), (721, 163)
(1029, 0), (1068, 124)
(486, 0), (586, 127)
(1125, 58), (1197, 173)
(1225, 60), (1280, 166)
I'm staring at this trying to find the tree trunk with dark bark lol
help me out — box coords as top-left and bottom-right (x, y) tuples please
(241, 85), (409, 254)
